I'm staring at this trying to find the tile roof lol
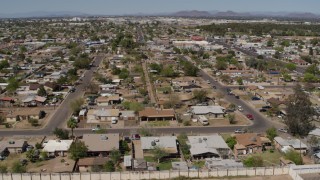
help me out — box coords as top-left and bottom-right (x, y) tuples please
(235, 133), (269, 148)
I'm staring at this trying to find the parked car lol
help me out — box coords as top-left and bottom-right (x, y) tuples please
(70, 87), (76, 93)
(251, 97), (261, 101)
(131, 134), (141, 140)
(246, 114), (254, 120)
(234, 129), (246, 134)
(262, 106), (272, 109)
(206, 80), (211, 84)
(259, 108), (267, 112)
(238, 106), (243, 112)
(91, 127), (101, 132)
(278, 128), (288, 133)
(235, 95), (240, 99)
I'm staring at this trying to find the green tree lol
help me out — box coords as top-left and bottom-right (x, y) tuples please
(69, 141), (88, 160)
(285, 85), (316, 136)
(285, 63), (297, 71)
(226, 136), (237, 150)
(305, 64), (319, 75)
(0, 165), (7, 173)
(109, 149), (121, 165)
(53, 128), (69, 140)
(236, 77), (243, 85)
(152, 146), (169, 163)
(138, 127), (153, 137)
(304, 73), (318, 83)
(266, 127), (278, 141)
(284, 150), (303, 165)
(243, 156), (264, 167)
(67, 118), (77, 138)
(228, 114), (236, 124)
(178, 133), (191, 159)
(70, 98), (84, 114)
(193, 89), (208, 103)
(215, 60), (228, 70)
(6, 77), (19, 94)
(104, 161), (115, 172)
(11, 161), (26, 173)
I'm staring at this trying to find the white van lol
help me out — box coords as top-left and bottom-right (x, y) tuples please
(197, 115), (209, 126)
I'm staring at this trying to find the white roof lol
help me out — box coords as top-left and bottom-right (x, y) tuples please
(309, 128), (320, 137)
(141, 136), (177, 150)
(191, 106), (225, 115)
(274, 137), (307, 149)
(43, 140), (73, 153)
(188, 134), (229, 156)
(124, 155), (132, 167)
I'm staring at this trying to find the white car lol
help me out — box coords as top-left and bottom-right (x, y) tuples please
(91, 127), (101, 132)
(206, 80), (211, 84)
(238, 106), (243, 112)
(234, 129), (246, 134)
(111, 119), (118, 124)
(278, 128), (288, 133)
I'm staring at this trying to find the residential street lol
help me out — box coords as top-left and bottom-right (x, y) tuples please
(0, 55), (105, 136)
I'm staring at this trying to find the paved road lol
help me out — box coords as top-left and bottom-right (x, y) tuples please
(0, 55), (105, 136)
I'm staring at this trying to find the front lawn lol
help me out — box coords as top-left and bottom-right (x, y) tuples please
(259, 150), (283, 166)
(158, 158), (180, 170)
(192, 161), (205, 169)
(146, 121), (170, 127)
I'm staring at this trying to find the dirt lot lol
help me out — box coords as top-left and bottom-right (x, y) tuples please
(28, 155), (75, 173)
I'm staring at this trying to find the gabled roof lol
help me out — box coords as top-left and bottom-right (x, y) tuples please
(274, 137), (307, 149)
(191, 106), (225, 115)
(235, 133), (269, 148)
(188, 134), (229, 156)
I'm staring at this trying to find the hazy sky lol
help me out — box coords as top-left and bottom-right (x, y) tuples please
(1, 0), (319, 15)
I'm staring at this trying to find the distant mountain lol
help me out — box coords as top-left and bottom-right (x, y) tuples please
(171, 10), (212, 17)
(286, 12), (319, 18)
(214, 11), (252, 17)
(0, 11), (91, 18)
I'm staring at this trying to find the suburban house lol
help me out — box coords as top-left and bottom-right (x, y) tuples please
(6, 108), (40, 123)
(0, 97), (15, 107)
(0, 140), (28, 153)
(191, 106), (225, 118)
(96, 95), (122, 106)
(86, 108), (120, 123)
(82, 134), (120, 156)
(188, 134), (231, 160)
(77, 157), (109, 172)
(292, 59), (309, 66)
(99, 84), (118, 91)
(138, 108), (175, 121)
(140, 136), (178, 156)
(22, 95), (47, 107)
(42, 139), (73, 157)
(274, 137), (308, 154)
(234, 133), (272, 157)
(28, 83), (42, 91)
(205, 158), (243, 169)
(308, 128), (320, 138)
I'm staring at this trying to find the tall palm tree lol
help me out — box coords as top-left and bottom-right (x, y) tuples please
(67, 118), (77, 138)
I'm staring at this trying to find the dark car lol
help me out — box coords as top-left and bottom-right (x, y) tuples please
(259, 108), (267, 112)
(235, 95), (240, 99)
(246, 114), (254, 120)
(251, 97), (261, 101)
(262, 105), (272, 109)
(131, 134), (141, 140)
(70, 87), (76, 93)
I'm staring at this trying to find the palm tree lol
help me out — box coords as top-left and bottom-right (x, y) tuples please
(67, 118), (77, 138)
